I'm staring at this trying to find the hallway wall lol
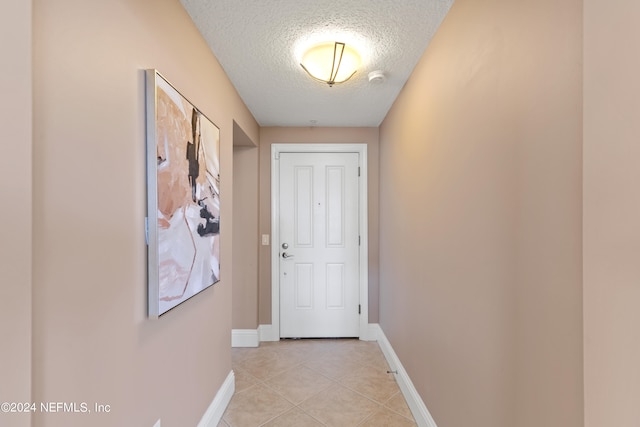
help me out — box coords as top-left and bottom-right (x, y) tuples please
(378, 0), (583, 426)
(0, 1), (32, 427)
(233, 141), (259, 330)
(583, 0), (640, 425)
(31, 0), (258, 426)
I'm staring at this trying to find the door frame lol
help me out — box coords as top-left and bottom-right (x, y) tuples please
(270, 143), (368, 340)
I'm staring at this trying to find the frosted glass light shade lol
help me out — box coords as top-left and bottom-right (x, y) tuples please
(300, 42), (361, 87)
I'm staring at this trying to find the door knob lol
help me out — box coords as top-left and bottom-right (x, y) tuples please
(282, 252), (294, 258)
(282, 243), (288, 249)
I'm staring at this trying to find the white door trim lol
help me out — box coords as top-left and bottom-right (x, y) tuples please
(270, 143), (368, 340)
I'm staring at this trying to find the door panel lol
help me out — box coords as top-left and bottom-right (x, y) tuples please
(294, 263), (314, 309)
(279, 152), (359, 338)
(326, 166), (345, 247)
(326, 263), (345, 309)
(294, 166), (313, 247)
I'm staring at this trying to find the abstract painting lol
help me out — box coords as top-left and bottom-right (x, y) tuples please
(146, 69), (220, 317)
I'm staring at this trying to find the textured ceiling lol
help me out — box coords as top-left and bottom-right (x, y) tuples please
(180, 0), (454, 127)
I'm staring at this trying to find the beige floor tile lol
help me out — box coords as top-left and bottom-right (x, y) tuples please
(384, 391), (414, 420)
(339, 364), (400, 404)
(314, 341), (389, 371)
(269, 338), (323, 355)
(358, 407), (417, 426)
(222, 383), (293, 427)
(234, 368), (260, 393)
(264, 365), (335, 404)
(231, 347), (257, 365)
(233, 348), (294, 381)
(298, 383), (380, 426)
(296, 340), (355, 361)
(262, 407), (324, 427)
(303, 351), (365, 381)
(267, 346), (314, 369)
(224, 339), (415, 427)
(351, 343), (390, 370)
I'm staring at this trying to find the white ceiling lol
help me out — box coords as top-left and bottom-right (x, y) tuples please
(180, 0), (454, 127)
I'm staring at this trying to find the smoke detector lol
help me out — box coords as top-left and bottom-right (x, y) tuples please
(368, 70), (386, 84)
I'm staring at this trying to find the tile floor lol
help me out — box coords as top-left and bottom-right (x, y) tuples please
(219, 338), (416, 427)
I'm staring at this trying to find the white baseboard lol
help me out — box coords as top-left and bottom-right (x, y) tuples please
(232, 329), (259, 347)
(373, 324), (438, 427)
(197, 370), (235, 427)
(363, 323), (380, 341)
(258, 324), (279, 342)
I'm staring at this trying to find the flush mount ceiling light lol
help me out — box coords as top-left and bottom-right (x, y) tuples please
(300, 41), (361, 87)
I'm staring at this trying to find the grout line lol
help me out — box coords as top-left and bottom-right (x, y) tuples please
(256, 406), (295, 427)
(294, 405), (328, 426)
(355, 408), (381, 427)
(383, 400), (419, 423)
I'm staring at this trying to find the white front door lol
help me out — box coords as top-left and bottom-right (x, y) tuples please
(279, 152), (360, 338)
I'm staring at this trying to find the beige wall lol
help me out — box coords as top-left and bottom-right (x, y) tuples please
(31, 0), (258, 426)
(258, 127), (380, 325)
(378, 0), (583, 426)
(584, 0), (640, 425)
(0, 1), (32, 427)
(232, 126), (259, 329)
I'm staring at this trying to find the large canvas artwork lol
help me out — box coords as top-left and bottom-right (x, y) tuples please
(145, 69), (220, 317)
